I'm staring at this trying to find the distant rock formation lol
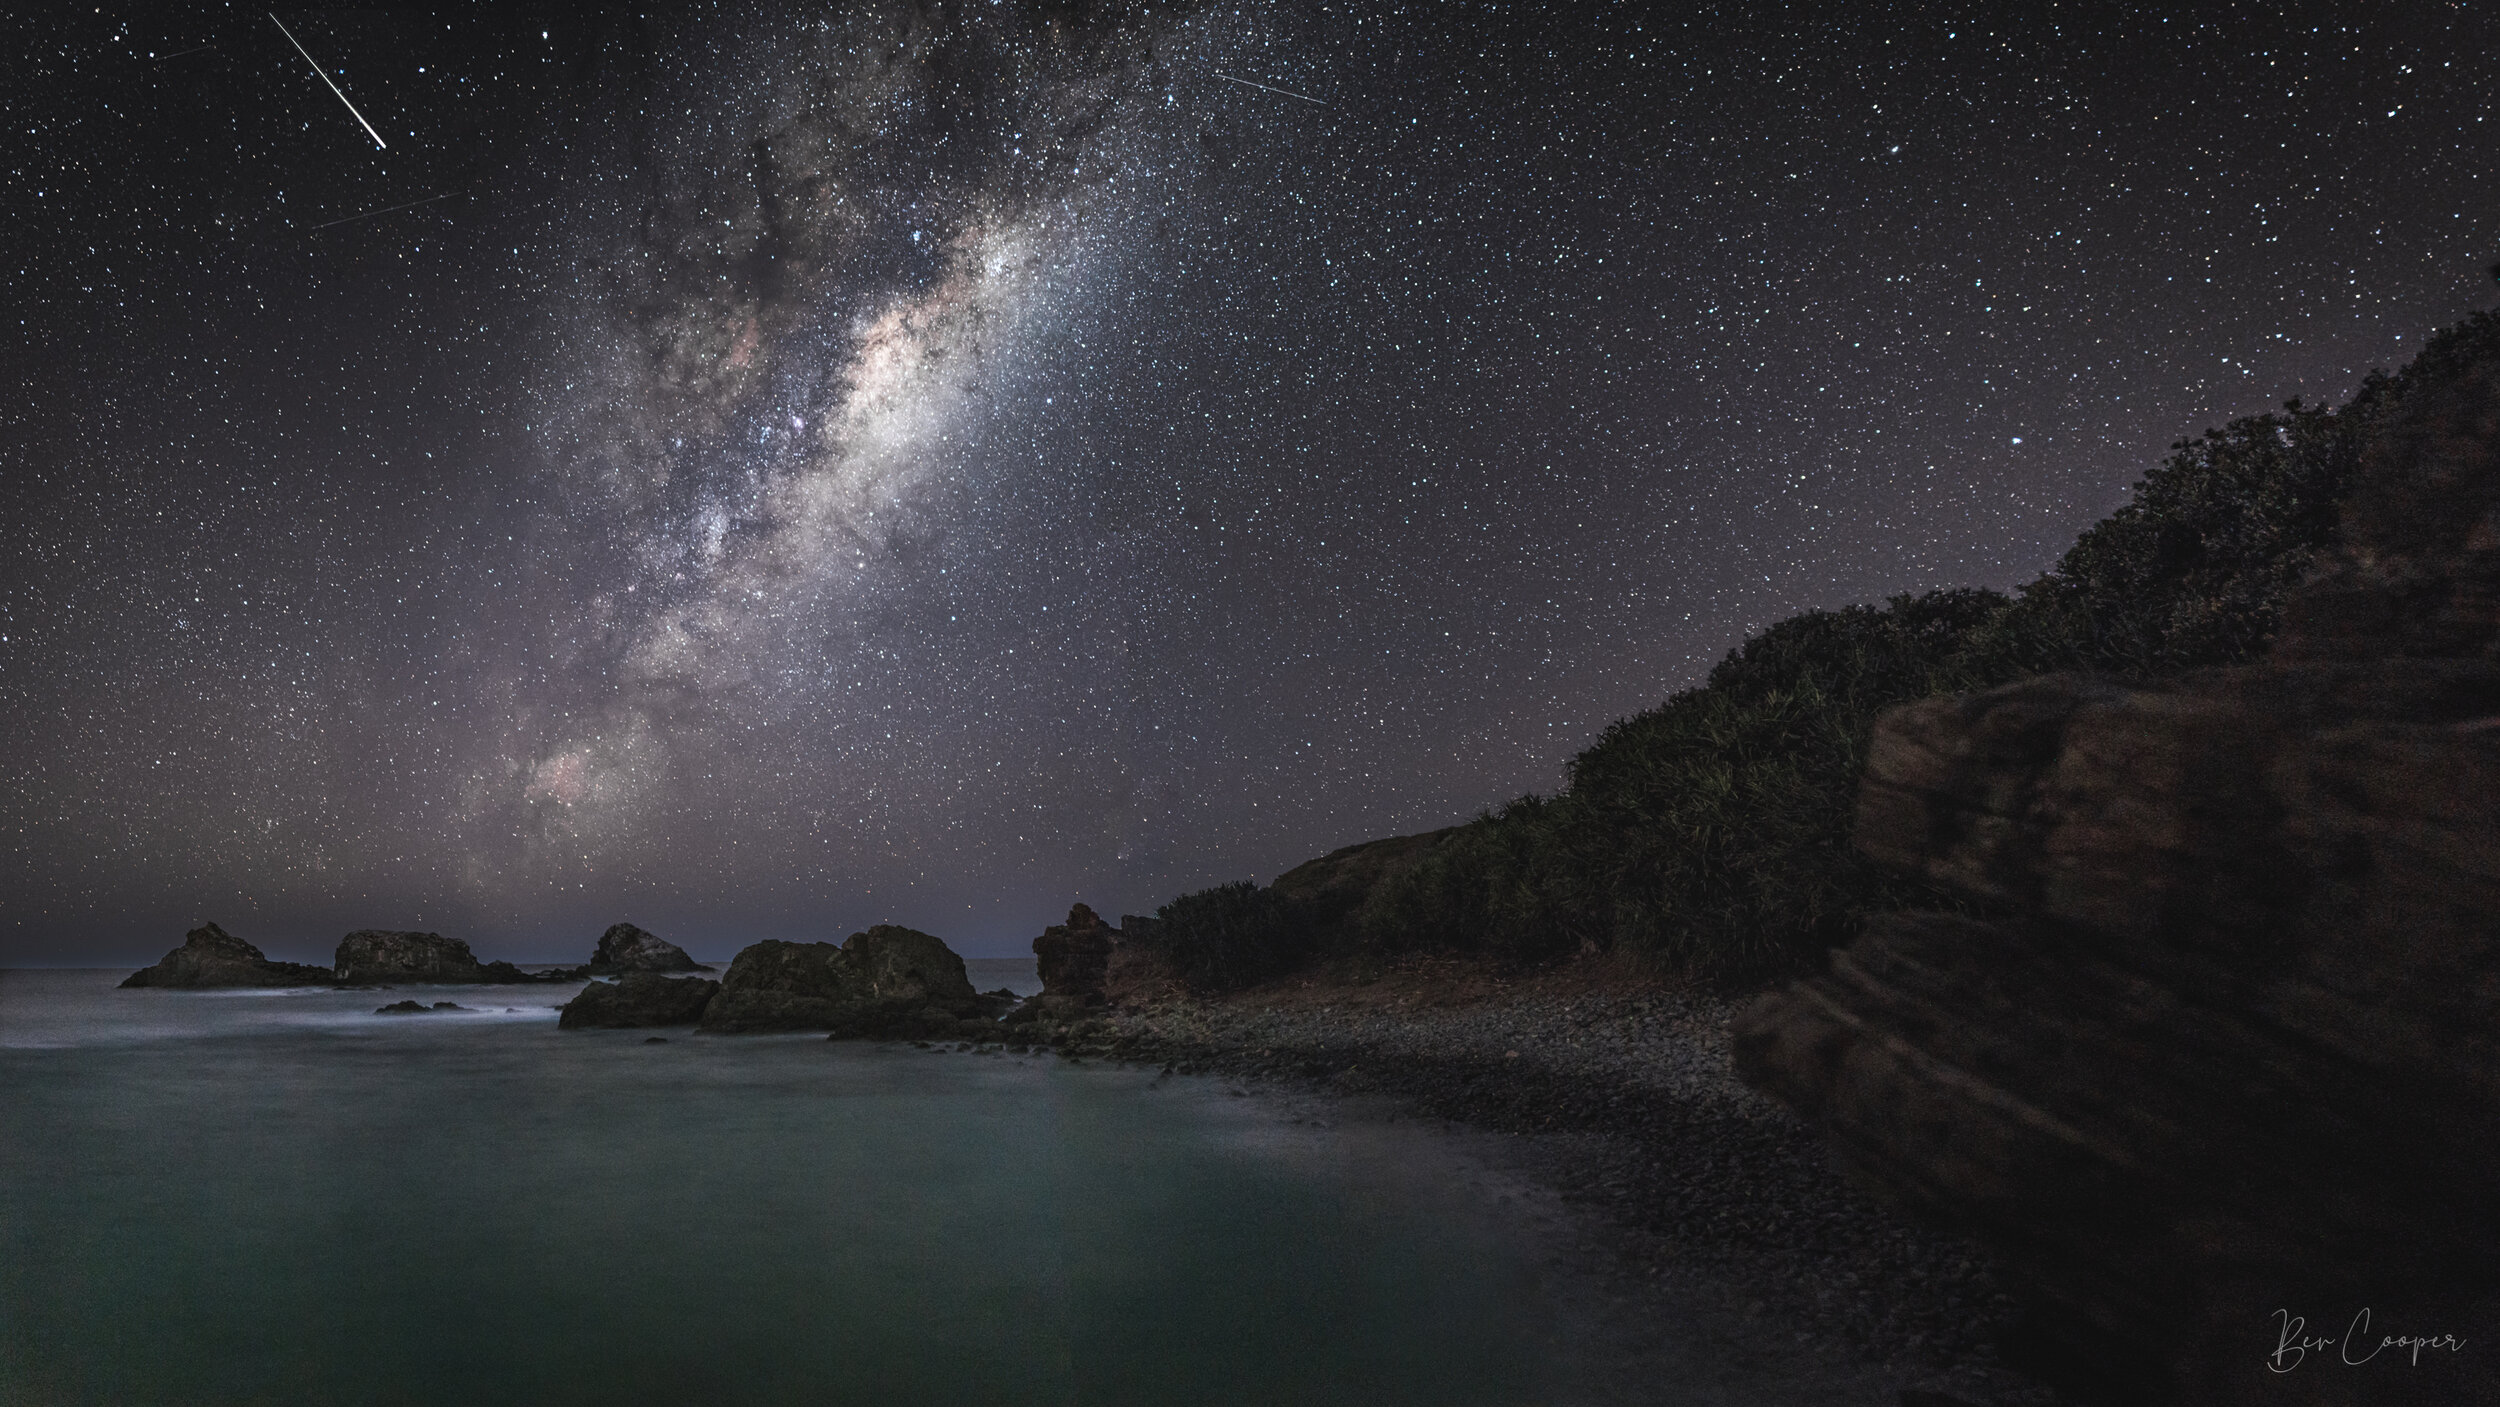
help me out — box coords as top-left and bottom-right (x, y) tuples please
(334, 930), (493, 983)
(119, 923), (335, 988)
(332, 929), (559, 984)
(559, 973), (721, 1029)
(699, 925), (1000, 1036)
(588, 922), (709, 973)
(1735, 327), (2500, 1403)
(375, 1000), (468, 1014)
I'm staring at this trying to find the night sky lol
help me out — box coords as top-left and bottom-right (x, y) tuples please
(6, 2), (2496, 964)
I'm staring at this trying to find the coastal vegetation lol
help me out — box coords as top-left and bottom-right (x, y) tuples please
(1137, 309), (2500, 988)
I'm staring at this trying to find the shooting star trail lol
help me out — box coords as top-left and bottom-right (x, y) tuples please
(269, 11), (387, 150)
(307, 190), (461, 231)
(148, 43), (217, 61)
(1213, 71), (1327, 106)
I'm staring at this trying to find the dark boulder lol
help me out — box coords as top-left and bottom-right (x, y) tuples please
(701, 925), (994, 1036)
(589, 922), (709, 973)
(1735, 321), (2500, 1405)
(559, 973), (721, 1029)
(335, 930), (491, 983)
(119, 922), (335, 989)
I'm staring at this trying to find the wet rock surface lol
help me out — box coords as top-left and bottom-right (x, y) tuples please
(559, 973), (722, 1029)
(1736, 328), (2500, 1403)
(119, 923), (335, 988)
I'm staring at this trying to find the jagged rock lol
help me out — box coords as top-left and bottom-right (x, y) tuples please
(700, 925), (994, 1036)
(1736, 333), (2500, 1405)
(1031, 903), (1117, 999)
(559, 973), (721, 1029)
(331, 931), (562, 984)
(119, 922), (335, 988)
(375, 999), (431, 1014)
(334, 930), (491, 983)
(588, 922), (709, 973)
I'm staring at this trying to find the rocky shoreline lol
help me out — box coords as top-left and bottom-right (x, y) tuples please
(1015, 956), (2056, 1407)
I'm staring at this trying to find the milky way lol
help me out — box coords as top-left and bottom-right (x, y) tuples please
(6, 3), (2497, 960)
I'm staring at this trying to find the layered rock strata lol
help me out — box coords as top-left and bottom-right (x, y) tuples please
(119, 923), (335, 988)
(1735, 328), (2500, 1404)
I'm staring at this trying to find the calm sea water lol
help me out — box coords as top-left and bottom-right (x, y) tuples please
(0, 966), (1572, 1407)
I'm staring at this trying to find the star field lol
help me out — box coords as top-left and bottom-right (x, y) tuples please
(4, 1), (2495, 962)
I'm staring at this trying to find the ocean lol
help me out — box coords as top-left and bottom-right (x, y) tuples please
(0, 964), (1571, 1406)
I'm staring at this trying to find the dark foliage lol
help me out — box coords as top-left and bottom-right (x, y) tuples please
(1125, 880), (1304, 993)
(1151, 310), (2500, 988)
(1359, 591), (2001, 980)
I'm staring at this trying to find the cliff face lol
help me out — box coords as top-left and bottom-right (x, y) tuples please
(1734, 334), (2500, 1404)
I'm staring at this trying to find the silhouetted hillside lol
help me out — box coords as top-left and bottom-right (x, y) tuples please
(1133, 309), (2500, 989)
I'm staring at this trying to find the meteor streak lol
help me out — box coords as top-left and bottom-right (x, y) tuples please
(1213, 71), (1326, 106)
(269, 11), (388, 150)
(307, 190), (460, 231)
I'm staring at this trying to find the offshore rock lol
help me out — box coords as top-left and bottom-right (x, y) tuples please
(1736, 326), (2500, 1405)
(334, 930), (493, 983)
(559, 973), (721, 1029)
(332, 930), (562, 984)
(700, 925), (992, 1036)
(588, 922), (709, 973)
(119, 923), (335, 988)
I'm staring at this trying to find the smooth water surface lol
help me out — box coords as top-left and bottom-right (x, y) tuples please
(0, 969), (1563, 1406)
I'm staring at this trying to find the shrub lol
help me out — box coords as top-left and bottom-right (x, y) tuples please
(1156, 310), (2500, 987)
(1126, 880), (1303, 993)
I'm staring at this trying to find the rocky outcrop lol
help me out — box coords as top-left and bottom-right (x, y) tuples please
(332, 930), (561, 984)
(1735, 327), (2500, 1404)
(588, 923), (709, 973)
(1015, 903), (1118, 1022)
(559, 973), (721, 1029)
(119, 923), (335, 988)
(334, 929), (494, 983)
(699, 925), (1000, 1036)
(376, 1000), (469, 1014)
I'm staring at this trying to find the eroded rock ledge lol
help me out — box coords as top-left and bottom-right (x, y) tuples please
(1735, 324), (2500, 1404)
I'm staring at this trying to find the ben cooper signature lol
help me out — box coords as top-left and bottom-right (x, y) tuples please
(2270, 1309), (2467, 1372)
